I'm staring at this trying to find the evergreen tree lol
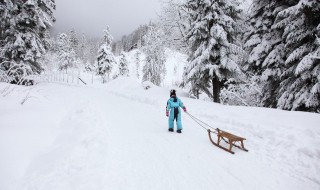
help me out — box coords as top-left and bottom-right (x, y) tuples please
(96, 27), (116, 83)
(78, 33), (88, 62)
(182, 0), (243, 102)
(57, 33), (76, 71)
(244, 0), (290, 107)
(87, 38), (100, 64)
(135, 51), (141, 79)
(0, 0), (55, 84)
(142, 25), (166, 86)
(69, 29), (85, 65)
(69, 29), (79, 51)
(274, 0), (320, 112)
(119, 52), (129, 76)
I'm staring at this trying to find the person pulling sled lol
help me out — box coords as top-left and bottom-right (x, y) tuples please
(166, 89), (187, 133)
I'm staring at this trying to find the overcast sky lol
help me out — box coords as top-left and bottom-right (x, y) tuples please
(52, 0), (162, 40)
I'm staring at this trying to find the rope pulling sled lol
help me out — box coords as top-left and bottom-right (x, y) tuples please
(186, 112), (248, 154)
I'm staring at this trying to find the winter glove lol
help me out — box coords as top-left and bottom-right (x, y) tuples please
(166, 110), (169, 117)
(183, 107), (187, 112)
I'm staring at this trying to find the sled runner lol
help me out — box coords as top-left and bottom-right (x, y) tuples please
(185, 112), (248, 154)
(207, 129), (248, 154)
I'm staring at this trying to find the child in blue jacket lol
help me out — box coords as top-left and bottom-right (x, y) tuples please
(166, 89), (187, 133)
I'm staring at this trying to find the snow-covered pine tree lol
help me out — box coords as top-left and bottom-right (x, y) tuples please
(78, 33), (88, 62)
(244, 0), (289, 107)
(119, 52), (129, 76)
(274, 0), (320, 112)
(57, 33), (76, 71)
(69, 29), (79, 51)
(142, 25), (166, 86)
(69, 29), (84, 66)
(0, 0), (55, 84)
(87, 38), (100, 64)
(0, 0), (12, 82)
(96, 27), (116, 83)
(135, 51), (141, 79)
(182, 0), (243, 102)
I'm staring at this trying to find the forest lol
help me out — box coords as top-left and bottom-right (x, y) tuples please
(0, 0), (319, 113)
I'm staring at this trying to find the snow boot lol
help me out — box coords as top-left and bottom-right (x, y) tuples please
(177, 129), (182, 133)
(168, 128), (174, 132)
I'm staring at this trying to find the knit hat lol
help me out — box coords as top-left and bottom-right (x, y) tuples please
(170, 89), (176, 97)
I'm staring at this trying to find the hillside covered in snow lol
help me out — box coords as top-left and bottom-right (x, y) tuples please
(1, 76), (320, 190)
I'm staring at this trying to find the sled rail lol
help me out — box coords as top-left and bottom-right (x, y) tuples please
(207, 129), (248, 154)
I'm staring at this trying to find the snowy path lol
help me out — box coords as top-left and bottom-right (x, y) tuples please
(1, 79), (320, 190)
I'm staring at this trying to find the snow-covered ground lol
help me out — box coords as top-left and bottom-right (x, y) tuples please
(1, 76), (320, 190)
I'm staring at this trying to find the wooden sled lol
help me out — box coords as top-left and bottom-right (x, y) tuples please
(207, 129), (248, 154)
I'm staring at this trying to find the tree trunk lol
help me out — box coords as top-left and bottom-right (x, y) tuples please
(212, 78), (221, 103)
